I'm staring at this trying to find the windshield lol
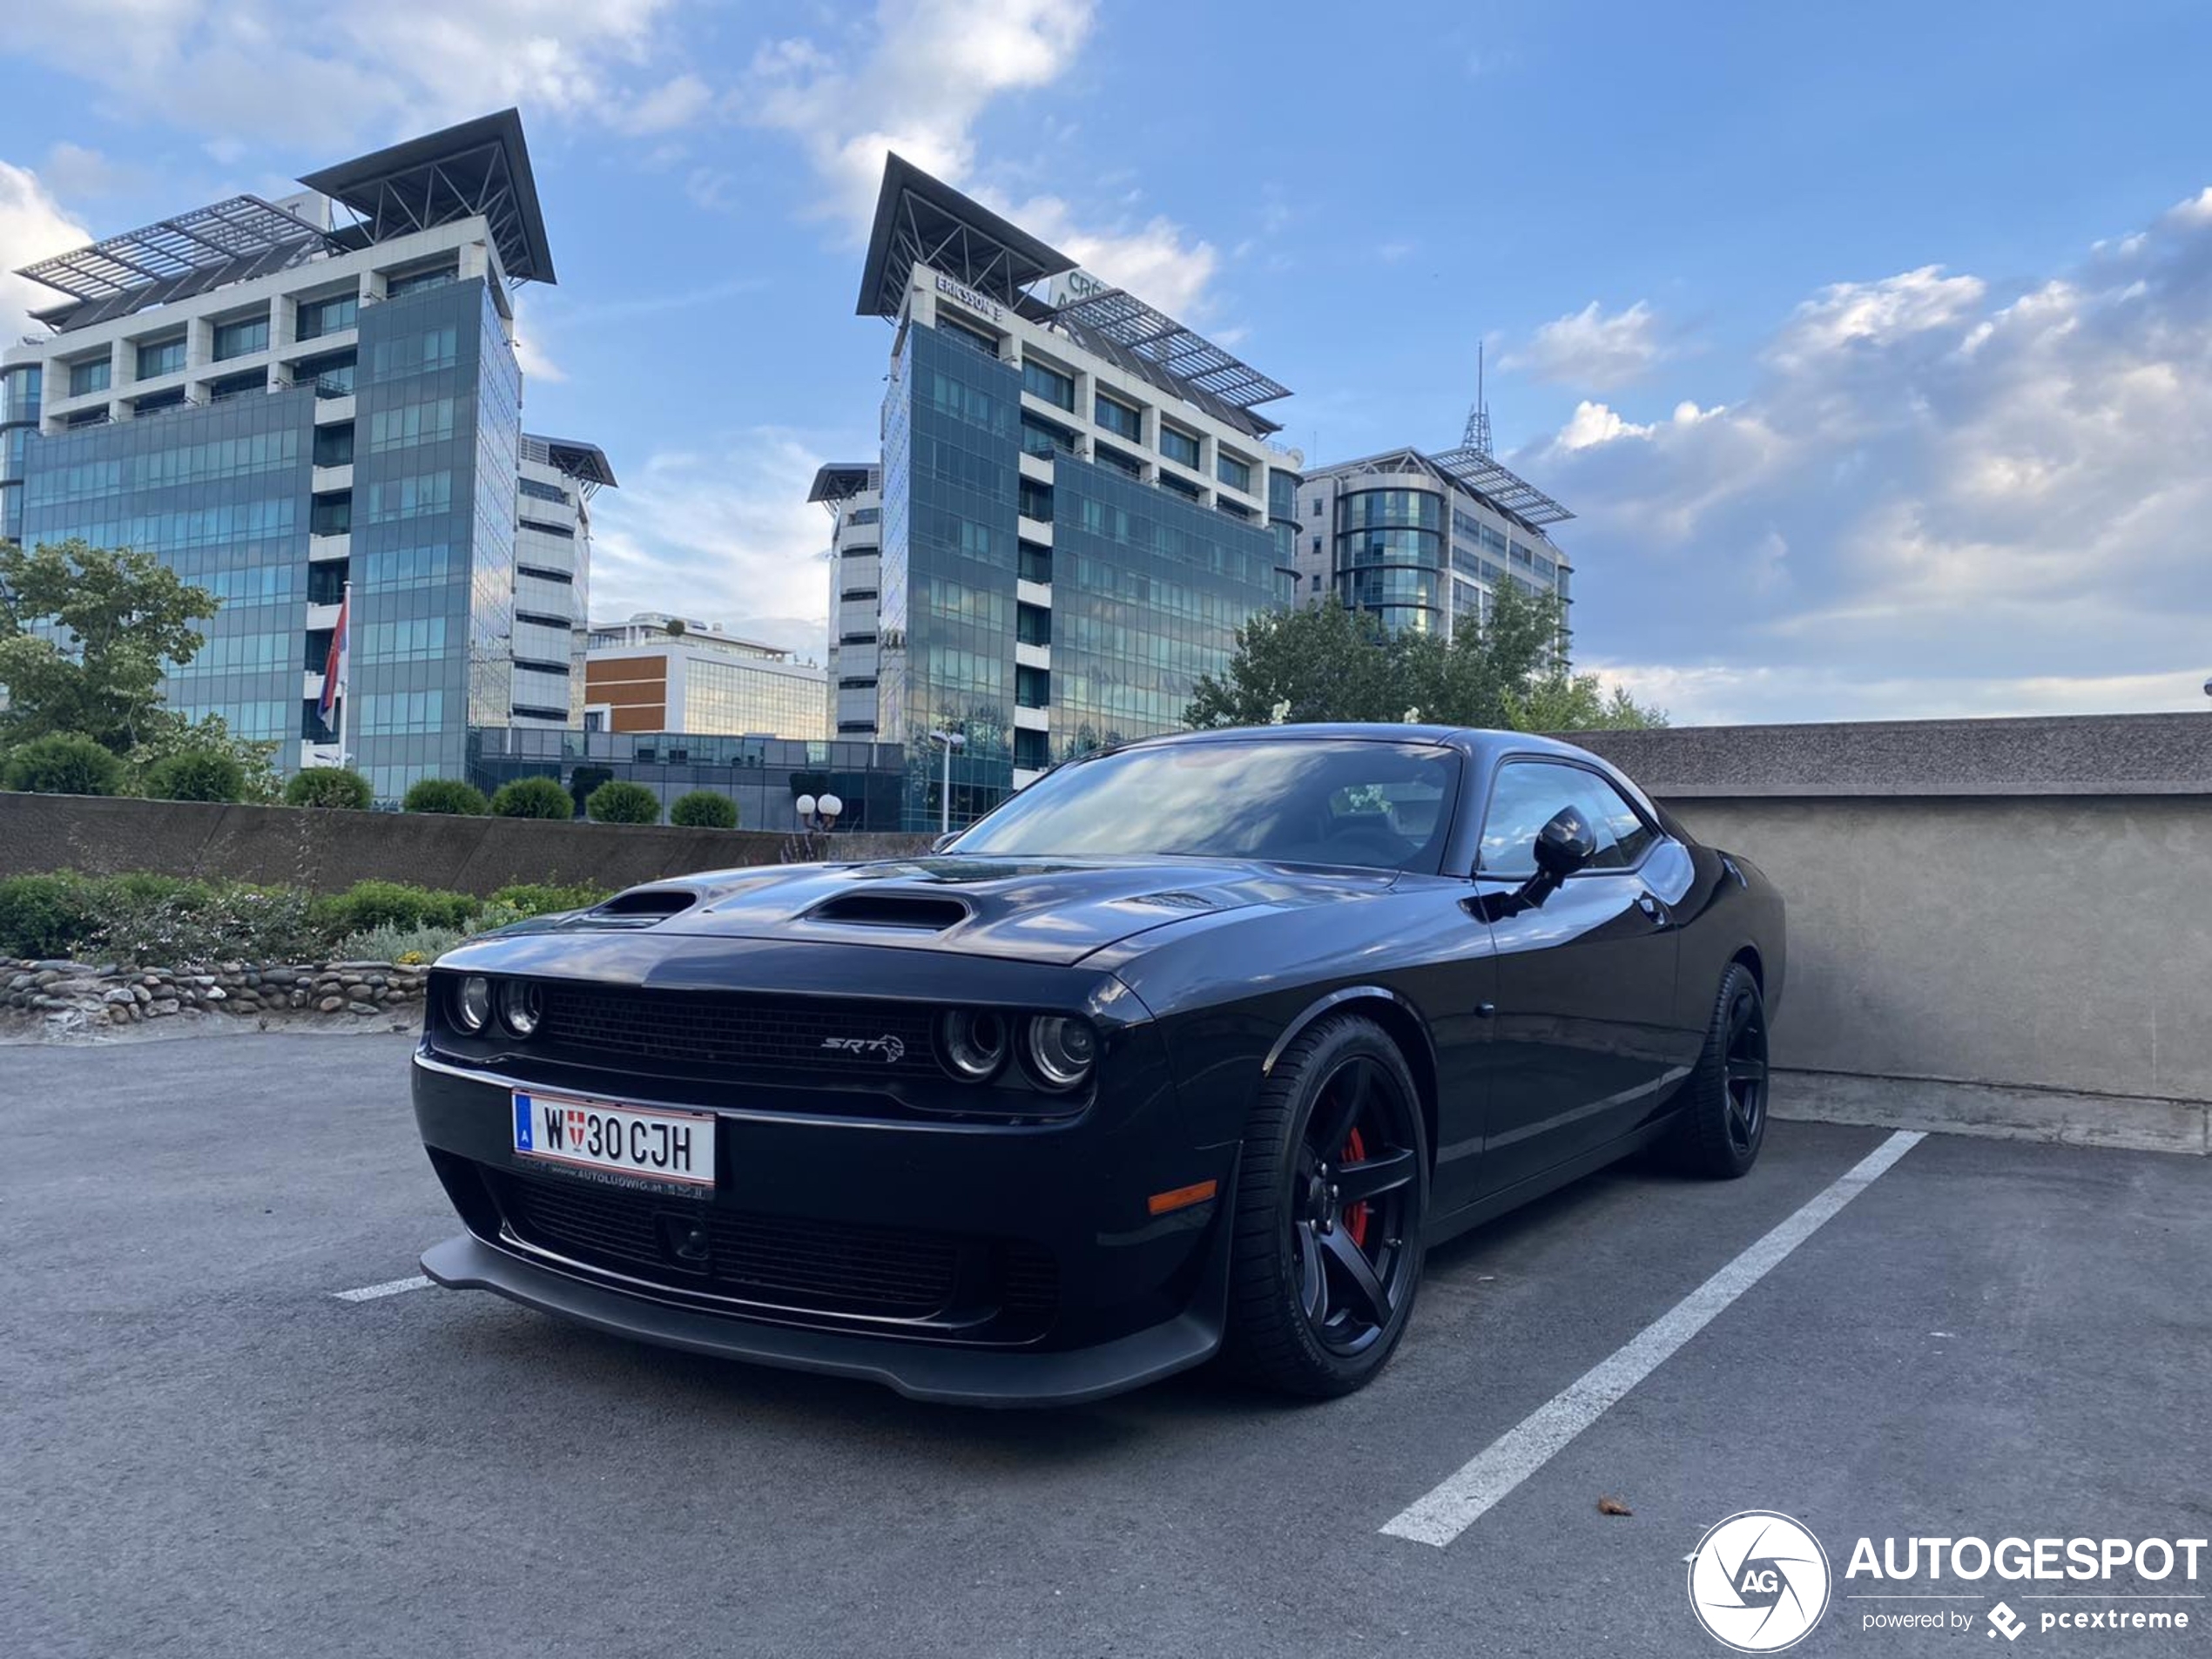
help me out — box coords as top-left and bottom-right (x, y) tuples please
(949, 738), (1461, 873)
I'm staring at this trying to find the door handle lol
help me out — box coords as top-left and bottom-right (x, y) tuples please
(1636, 892), (1665, 922)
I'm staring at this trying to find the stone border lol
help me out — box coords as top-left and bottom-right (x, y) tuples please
(3, 955), (428, 1035)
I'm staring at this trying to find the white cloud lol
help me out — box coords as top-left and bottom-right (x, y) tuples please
(39, 142), (132, 198)
(0, 161), (92, 340)
(1506, 300), (1671, 388)
(586, 433), (841, 657)
(610, 72), (715, 137)
(0, 0), (685, 152)
(509, 293), (565, 385)
(744, 0), (1222, 316)
(1525, 186), (2212, 724)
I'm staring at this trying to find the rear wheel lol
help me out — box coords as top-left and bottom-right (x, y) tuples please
(1222, 1015), (1427, 1398)
(1668, 962), (1770, 1178)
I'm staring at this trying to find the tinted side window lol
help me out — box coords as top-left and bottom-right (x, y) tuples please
(1478, 761), (1656, 875)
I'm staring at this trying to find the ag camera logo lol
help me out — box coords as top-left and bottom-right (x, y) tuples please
(1687, 1511), (1832, 1652)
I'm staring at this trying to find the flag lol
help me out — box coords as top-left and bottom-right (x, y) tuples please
(319, 588), (349, 732)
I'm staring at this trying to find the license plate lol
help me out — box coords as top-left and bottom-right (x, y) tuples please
(510, 1089), (715, 1196)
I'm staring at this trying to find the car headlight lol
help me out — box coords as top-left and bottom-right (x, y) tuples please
(940, 1008), (1008, 1081)
(498, 980), (542, 1038)
(1024, 1015), (1097, 1090)
(456, 975), (492, 1032)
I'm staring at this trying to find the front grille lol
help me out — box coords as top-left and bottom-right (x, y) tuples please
(486, 1168), (1053, 1325)
(535, 984), (940, 1079)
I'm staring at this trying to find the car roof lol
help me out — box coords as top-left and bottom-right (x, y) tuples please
(1117, 723), (1605, 766)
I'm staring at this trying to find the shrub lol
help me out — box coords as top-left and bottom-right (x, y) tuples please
(0, 872), (110, 959)
(587, 780), (661, 825)
(2, 733), (125, 797)
(309, 879), (475, 940)
(143, 749), (246, 803)
(402, 777), (489, 815)
(336, 921), (472, 964)
(670, 789), (738, 829)
(488, 881), (608, 917)
(489, 776), (574, 819)
(284, 766), (373, 810)
(98, 882), (322, 968)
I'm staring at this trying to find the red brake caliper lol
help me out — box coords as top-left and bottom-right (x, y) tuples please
(1341, 1125), (1371, 1250)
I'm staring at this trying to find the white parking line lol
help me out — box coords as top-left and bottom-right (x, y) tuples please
(333, 1275), (433, 1303)
(1381, 1130), (1925, 1548)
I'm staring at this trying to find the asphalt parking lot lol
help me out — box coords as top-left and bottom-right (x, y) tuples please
(4, 1033), (2208, 1658)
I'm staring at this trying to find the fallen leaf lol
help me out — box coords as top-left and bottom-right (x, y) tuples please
(1597, 1495), (1633, 1517)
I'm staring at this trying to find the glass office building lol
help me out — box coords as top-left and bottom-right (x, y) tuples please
(0, 110), (613, 800)
(851, 155), (1301, 830)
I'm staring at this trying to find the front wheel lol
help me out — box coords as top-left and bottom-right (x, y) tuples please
(1668, 962), (1770, 1178)
(1221, 1015), (1428, 1398)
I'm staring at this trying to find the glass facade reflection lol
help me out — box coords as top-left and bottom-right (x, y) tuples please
(0, 363), (39, 543)
(1334, 485), (1445, 635)
(1050, 455), (1283, 758)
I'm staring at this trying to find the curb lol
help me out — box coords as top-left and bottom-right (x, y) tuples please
(1775, 1069), (2210, 1157)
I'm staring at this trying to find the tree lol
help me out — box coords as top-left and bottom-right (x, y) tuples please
(1184, 585), (1668, 733)
(143, 749), (247, 802)
(127, 713), (284, 804)
(0, 539), (219, 754)
(1, 732), (126, 796)
(403, 778), (489, 815)
(489, 776), (575, 819)
(670, 789), (738, 828)
(284, 766), (373, 809)
(586, 779), (661, 824)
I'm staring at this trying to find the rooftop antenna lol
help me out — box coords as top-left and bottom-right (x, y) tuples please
(1461, 341), (1494, 455)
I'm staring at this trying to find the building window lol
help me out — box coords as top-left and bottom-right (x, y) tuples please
(133, 388), (185, 415)
(384, 263), (457, 298)
(519, 476), (569, 503)
(313, 423), (354, 467)
(1094, 442), (1144, 478)
(293, 349), (355, 395)
(310, 495), (352, 536)
(1310, 572), (1322, 591)
(1021, 358), (1076, 411)
(68, 358), (111, 398)
(136, 337), (186, 380)
(1018, 480), (1054, 523)
(937, 312), (1000, 357)
(1018, 542), (1052, 584)
(1022, 412), (1078, 458)
(1158, 471), (1201, 501)
(1159, 425), (1200, 469)
(207, 368), (266, 401)
(296, 293), (358, 341)
(1095, 394), (1142, 440)
(1015, 728), (1049, 770)
(1016, 603), (1052, 646)
(212, 316), (270, 361)
(1216, 451), (1252, 492)
(1016, 664), (1050, 708)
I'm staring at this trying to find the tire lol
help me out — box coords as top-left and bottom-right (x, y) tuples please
(1222, 1014), (1429, 1399)
(1668, 962), (1770, 1179)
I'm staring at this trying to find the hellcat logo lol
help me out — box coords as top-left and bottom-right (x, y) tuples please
(819, 1035), (907, 1064)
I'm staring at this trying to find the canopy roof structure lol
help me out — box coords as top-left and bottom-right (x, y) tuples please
(857, 154), (1074, 320)
(808, 462), (880, 506)
(17, 197), (339, 331)
(1049, 288), (1289, 413)
(522, 433), (617, 494)
(301, 108), (554, 286)
(1321, 447), (1574, 534)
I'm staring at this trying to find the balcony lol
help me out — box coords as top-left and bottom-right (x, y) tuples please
(1015, 641), (1050, 671)
(306, 601), (341, 631)
(1015, 578), (1051, 610)
(307, 532), (350, 563)
(1014, 705), (1049, 732)
(312, 463), (354, 494)
(1017, 513), (1053, 545)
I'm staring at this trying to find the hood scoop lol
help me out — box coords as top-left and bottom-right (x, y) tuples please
(804, 892), (971, 931)
(593, 887), (700, 921)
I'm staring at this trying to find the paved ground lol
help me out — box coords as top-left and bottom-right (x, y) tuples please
(4, 1033), (2208, 1658)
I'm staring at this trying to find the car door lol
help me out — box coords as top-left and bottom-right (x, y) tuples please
(1468, 757), (1685, 1197)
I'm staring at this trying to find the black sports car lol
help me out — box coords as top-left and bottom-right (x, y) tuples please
(414, 725), (1784, 1405)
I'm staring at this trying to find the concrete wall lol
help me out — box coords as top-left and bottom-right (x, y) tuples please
(0, 792), (934, 897)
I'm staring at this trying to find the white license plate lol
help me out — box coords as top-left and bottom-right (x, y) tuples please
(510, 1089), (716, 1195)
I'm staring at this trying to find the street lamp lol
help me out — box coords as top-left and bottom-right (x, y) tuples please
(927, 728), (967, 836)
(794, 792), (844, 833)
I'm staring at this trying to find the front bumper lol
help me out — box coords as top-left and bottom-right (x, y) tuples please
(411, 1050), (1239, 1406)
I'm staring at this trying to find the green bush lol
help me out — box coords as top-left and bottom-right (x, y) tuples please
(669, 789), (738, 829)
(309, 879), (476, 940)
(402, 777), (489, 815)
(284, 766), (373, 810)
(2, 733), (125, 797)
(587, 780), (661, 825)
(489, 776), (574, 819)
(335, 921), (473, 965)
(0, 873), (110, 959)
(99, 882), (323, 968)
(488, 881), (609, 917)
(143, 749), (247, 803)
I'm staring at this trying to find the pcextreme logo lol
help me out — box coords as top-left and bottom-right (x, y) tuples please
(1687, 1511), (1833, 1652)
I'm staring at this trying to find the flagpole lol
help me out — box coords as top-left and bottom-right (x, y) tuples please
(335, 580), (351, 768)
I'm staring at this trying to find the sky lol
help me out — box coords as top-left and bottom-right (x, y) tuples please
(1, 0), (2209, 725)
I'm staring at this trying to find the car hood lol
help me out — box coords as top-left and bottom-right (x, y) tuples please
(609, 855), (1401, 967)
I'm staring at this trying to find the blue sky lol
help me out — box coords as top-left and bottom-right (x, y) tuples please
(3, 0), (2209, 723)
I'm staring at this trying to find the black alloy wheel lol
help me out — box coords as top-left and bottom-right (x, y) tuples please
(1669, 961), (1770, 1179)
(1224, 1015), (1428, 1398)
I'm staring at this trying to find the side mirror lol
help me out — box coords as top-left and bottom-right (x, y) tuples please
(930, 831), (960, 853)
(1495, 806), (1595, 914)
